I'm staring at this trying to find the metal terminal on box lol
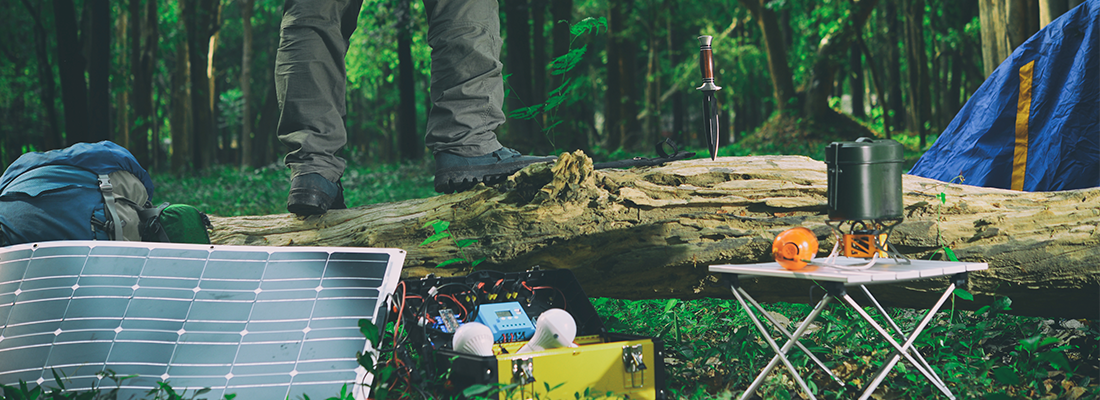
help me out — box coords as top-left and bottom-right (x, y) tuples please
(512, 358), (536, 385)
(623, 344), (646, 388)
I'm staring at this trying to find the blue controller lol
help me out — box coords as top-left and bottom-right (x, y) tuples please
(474, 302), (536, 343)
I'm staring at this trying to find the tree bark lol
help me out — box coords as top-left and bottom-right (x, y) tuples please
(738, 0), (796, 113)
(87, 0), (110, 143)
(53, 0), (89, 145)
(848, 43), (866, 118)
(239, 0), (254, 169)
(209, 152), (1100, 318)
(857, 35), (890, 138)
(130, 0), (157, 169)
(21, 0), (63, 151)
(1039, 0), (1069, 28)
(884, 0), (905, 131)
(182, 0), (220, 170)
(802, 0), (877, 121)
(396, 0), (420, 161)
(505, 0), (535, 151)
(903, 0), (931, 147)
(980, 0), (1038, 78)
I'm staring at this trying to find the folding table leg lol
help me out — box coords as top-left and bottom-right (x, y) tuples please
(738, 287), (845, 388)
(841, 287), (957, 400)
(734, 285), (831, 400)
(859, 285), (947, 390)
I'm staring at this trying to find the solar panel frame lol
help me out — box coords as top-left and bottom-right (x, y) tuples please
(0, 240), (405, 400)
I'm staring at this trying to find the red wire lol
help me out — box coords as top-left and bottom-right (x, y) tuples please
(522, 281), (568, 310)
(437, 293), (469, 319)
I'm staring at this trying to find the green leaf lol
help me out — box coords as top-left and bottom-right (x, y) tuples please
(456, 239), (478, 248)
(433, 220), (450, 233)
(508, 104), (543, 120)
(435, 258), (465, 268)
(224, 394), (237, 400)
(195, 388), (212, 396)
(472, 257), (487, 267)
(569, 17), (607, 36)
(551, 47), (587, 76)
(663, 298), (679, 313)
(462, 384), (496, 398)
(976, 305), (991, 315)
(50, 369), (66, 391)
(942, 246), (959, 261)
(422, 219), (441, 229)
(937, 192), (947, 204)
(952, 288), (973, 301)
(358, 319), (379, 346)
(992, 366), (1020, 385)
(420, 231), (451, 246)
(1038, 351), (1072, 371)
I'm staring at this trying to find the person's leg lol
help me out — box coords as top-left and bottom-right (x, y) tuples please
(424, 0), (556, 193)
(275, 0), (361, 214)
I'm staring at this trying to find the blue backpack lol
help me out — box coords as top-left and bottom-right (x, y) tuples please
(0, 141), (168, 246)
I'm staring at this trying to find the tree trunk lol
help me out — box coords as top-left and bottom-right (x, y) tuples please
(550, 0), (582, 151)
(170, 37), (192, 174)
(209, 153), (1100, 319)
(802, 0), (877, 121)
(980, 0), (1038, 78)
(849, 43), (866, 119)
(88, 0), (110, 142)
(53, 0), (90, 145)
(884, 1), (905, 131)
(903, 0), (931, 147)
(738, 0), (796, 113)
(532, 0), (548, 135)
(505, 0), (535, 151)
(130, 0), (157, 169)
(21, 0), (63, 150)
(857, 35), (890, 138)
(183, 0), (219, 170)
(239, 0), (254, 169)
(397, 0), (420, 161)
(605, 0), (625, 149)
(1039, 0), (1069, 28)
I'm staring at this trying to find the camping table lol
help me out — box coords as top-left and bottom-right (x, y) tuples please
(709, 257), (988, 400)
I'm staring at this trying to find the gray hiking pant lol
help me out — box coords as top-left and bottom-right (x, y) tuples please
(276, 0), (505, 182)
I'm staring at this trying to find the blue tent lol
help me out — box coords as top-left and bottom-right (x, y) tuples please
(908, 0), (1098, 191)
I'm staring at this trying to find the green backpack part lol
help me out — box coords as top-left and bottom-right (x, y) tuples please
(152, 204), (213, 244)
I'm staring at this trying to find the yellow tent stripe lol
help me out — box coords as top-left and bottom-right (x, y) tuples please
(1012, 60), (1036, 191)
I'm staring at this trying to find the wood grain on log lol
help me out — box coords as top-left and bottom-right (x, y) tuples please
(210, 152), (1100, 318)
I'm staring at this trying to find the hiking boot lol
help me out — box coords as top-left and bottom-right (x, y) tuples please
(287, 173), (347, 216)
(434, 147), (557, 193)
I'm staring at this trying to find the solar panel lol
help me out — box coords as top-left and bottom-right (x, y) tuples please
(0, 241), (405, 399)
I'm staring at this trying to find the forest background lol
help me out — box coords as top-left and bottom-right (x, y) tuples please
(0, 0), (1086, 177)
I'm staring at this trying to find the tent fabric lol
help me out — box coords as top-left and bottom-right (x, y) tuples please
(908, 0), (1099, 192)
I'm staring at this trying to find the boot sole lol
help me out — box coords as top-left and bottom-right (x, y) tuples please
(434, 158), (555, 193)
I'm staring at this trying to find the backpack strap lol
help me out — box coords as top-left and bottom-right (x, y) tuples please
(139, 202), (171, 242)
(97, 174), (125, 241)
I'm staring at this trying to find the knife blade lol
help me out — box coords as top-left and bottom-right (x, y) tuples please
(696, 35), (722, 161)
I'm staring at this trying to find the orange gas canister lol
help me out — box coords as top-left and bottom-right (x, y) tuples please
(772, 227), (819, 270)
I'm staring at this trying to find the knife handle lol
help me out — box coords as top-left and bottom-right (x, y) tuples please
(696, 36), (721, 91)
(698, 36), (715, 81)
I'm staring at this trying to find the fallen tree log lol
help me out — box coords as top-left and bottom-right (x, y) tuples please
(209, 152), (1100, 318)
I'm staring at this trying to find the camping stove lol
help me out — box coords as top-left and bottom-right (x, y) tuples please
(825, 138), (907, 260)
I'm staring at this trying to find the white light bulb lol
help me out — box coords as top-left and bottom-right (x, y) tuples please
(452, 322), (494, 356)
(517, 308), (577, 354)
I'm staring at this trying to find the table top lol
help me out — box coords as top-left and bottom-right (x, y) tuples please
(709, 257), (988, 285)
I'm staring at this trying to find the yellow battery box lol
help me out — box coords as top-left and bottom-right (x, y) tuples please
(384, 268), (668, 399)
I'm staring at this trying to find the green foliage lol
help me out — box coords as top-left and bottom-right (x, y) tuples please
(507, 17), (607, 144)
(418, 219), (485, 269)
(152, 160), (436, 217)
